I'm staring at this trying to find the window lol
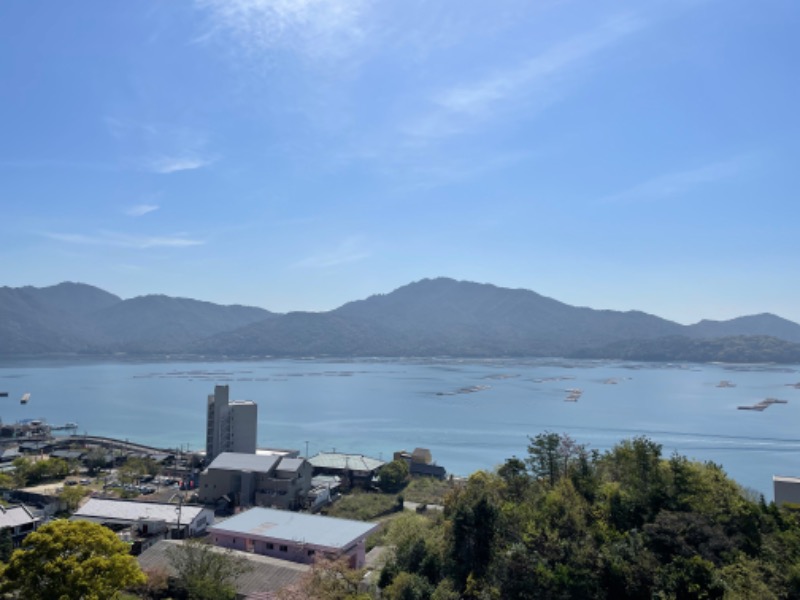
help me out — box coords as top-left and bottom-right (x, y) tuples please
(279, 545), (288, 552)
(266, 543), (274, 550)
(307, 549), (315, 557)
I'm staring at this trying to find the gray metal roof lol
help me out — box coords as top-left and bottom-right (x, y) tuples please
(308, 452), (384, 472)
(73, 498), (208, 527)
(276, 457), (304, 473)
(0, 505), (37, 529)
(138, 539), (308, 597)
(206, 452), (280, 474)
(209, 507), (379, 550)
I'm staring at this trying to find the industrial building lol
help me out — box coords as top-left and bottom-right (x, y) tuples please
(206, 385), (257, 462)
(208, 506), (379, 568)
(198, 452), (313, 510)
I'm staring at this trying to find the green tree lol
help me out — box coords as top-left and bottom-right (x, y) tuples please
(166, 538), (250, 600)
(445, 471), (498, 587)
(378, 460), (410, 493)
(84, 447), (110, 475)
(3, 519), (146, 600)
(384, 571), (434, 600)
(0, 528), (13, 563)
(119, 456), (160, 484)
(278, 558), (370, 600)
(11, 457), (32, 487)
(59, 484), (89, 512)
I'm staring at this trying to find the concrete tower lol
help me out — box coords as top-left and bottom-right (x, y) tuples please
(206, 385), (257, 461)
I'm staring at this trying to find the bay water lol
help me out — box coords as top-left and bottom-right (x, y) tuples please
(0, 357), (798, 499)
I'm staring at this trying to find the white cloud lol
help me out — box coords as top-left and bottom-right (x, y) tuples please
(406, 14), (644, 141)
(126, 204), (160, 217)
(600, 157), (751, 204)
(43, 231), (204, 249)
(292, 237), (369, 268)
(147, 156), (215, 174)
(194, 0), (368, 63)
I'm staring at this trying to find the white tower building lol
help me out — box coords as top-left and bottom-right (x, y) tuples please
(206, 385), (257, 461)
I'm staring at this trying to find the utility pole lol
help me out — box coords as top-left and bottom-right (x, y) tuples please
(305, 441), (309, 459)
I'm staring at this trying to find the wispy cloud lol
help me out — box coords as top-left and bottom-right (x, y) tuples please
(103, 117), (216, 174)
(600, 157), (752, 204)
(147, 156), (215, 174)
(43, 231), (204, 249)
(405, 14), (644, 141)
(292, 237), (369, 268)
(194, 0), (369, 63)
(126, 204), (160, 217)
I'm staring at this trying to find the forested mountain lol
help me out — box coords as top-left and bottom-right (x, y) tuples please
(0, 282), (273, 355)
(572, 335), (800, 363)
(2, 278), (800, 362)
(686, 314), (800, 343)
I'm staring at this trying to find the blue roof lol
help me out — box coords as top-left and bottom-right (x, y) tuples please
(209, 507), (378, 549)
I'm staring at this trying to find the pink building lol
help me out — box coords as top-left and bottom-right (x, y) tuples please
(208, 507), (379, 568)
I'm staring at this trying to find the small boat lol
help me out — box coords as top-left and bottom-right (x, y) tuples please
(0, 392), (8, 397)
(20, 393), (30, 405)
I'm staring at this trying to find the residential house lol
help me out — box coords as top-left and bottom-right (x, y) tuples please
(0, 505), (39, 547)
(308, 452), (385, 488)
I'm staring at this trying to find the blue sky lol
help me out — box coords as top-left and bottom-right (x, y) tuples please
(1, 0), (798, 324)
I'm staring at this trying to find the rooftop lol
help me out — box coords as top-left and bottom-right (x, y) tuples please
(206, 452), (280, 474)
(276, 457), (305, 473)
(0, 505), (37, 529)
(309, 452), (384, 472)
(138, 539), (308, 597)
(209, 507), (378, 549)
(773, 475), (800, 484)
(73, 498), (208, 527)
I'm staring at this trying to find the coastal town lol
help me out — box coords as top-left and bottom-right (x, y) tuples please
(0, 385), (452, 598)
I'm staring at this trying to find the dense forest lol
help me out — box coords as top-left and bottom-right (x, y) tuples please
(375, 434), (800, 600)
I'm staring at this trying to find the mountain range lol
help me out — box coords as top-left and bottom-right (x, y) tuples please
(2, 278), (800, 363)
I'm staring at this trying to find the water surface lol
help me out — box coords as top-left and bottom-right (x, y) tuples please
(0, 358), (798, 498)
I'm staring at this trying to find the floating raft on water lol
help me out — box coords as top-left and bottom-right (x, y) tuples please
(737, 398), (788, 411)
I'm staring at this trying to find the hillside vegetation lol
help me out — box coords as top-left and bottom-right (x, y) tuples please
(4, 278), (800, 362)
(376, 433), (800, 599)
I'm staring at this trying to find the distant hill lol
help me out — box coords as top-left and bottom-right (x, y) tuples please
(685, 314), (800, 343)
(2, 278), (800, 363)
(0, 283), (274, 355)
(571, 335), (800, 364)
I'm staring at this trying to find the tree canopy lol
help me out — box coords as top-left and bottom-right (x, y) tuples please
(166, 538), (250, 600)
(2, 519), (146, 600)
(375, 432), (800, 599)
(378, 460), (410, 493)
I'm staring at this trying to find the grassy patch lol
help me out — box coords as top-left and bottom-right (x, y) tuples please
(325, 490), (400, 521)
(402, 477), (453, 505)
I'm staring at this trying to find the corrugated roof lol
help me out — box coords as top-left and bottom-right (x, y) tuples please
(0, 505), (37, 529)
(73, 498), (208, 527)
(209, 507), (378, 550)
(308, 452), (384, 472)
(138, 539), (308, 597)
(206, 452), (280, 474)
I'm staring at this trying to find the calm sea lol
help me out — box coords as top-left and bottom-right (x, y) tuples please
(0, 357), (798, 498)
